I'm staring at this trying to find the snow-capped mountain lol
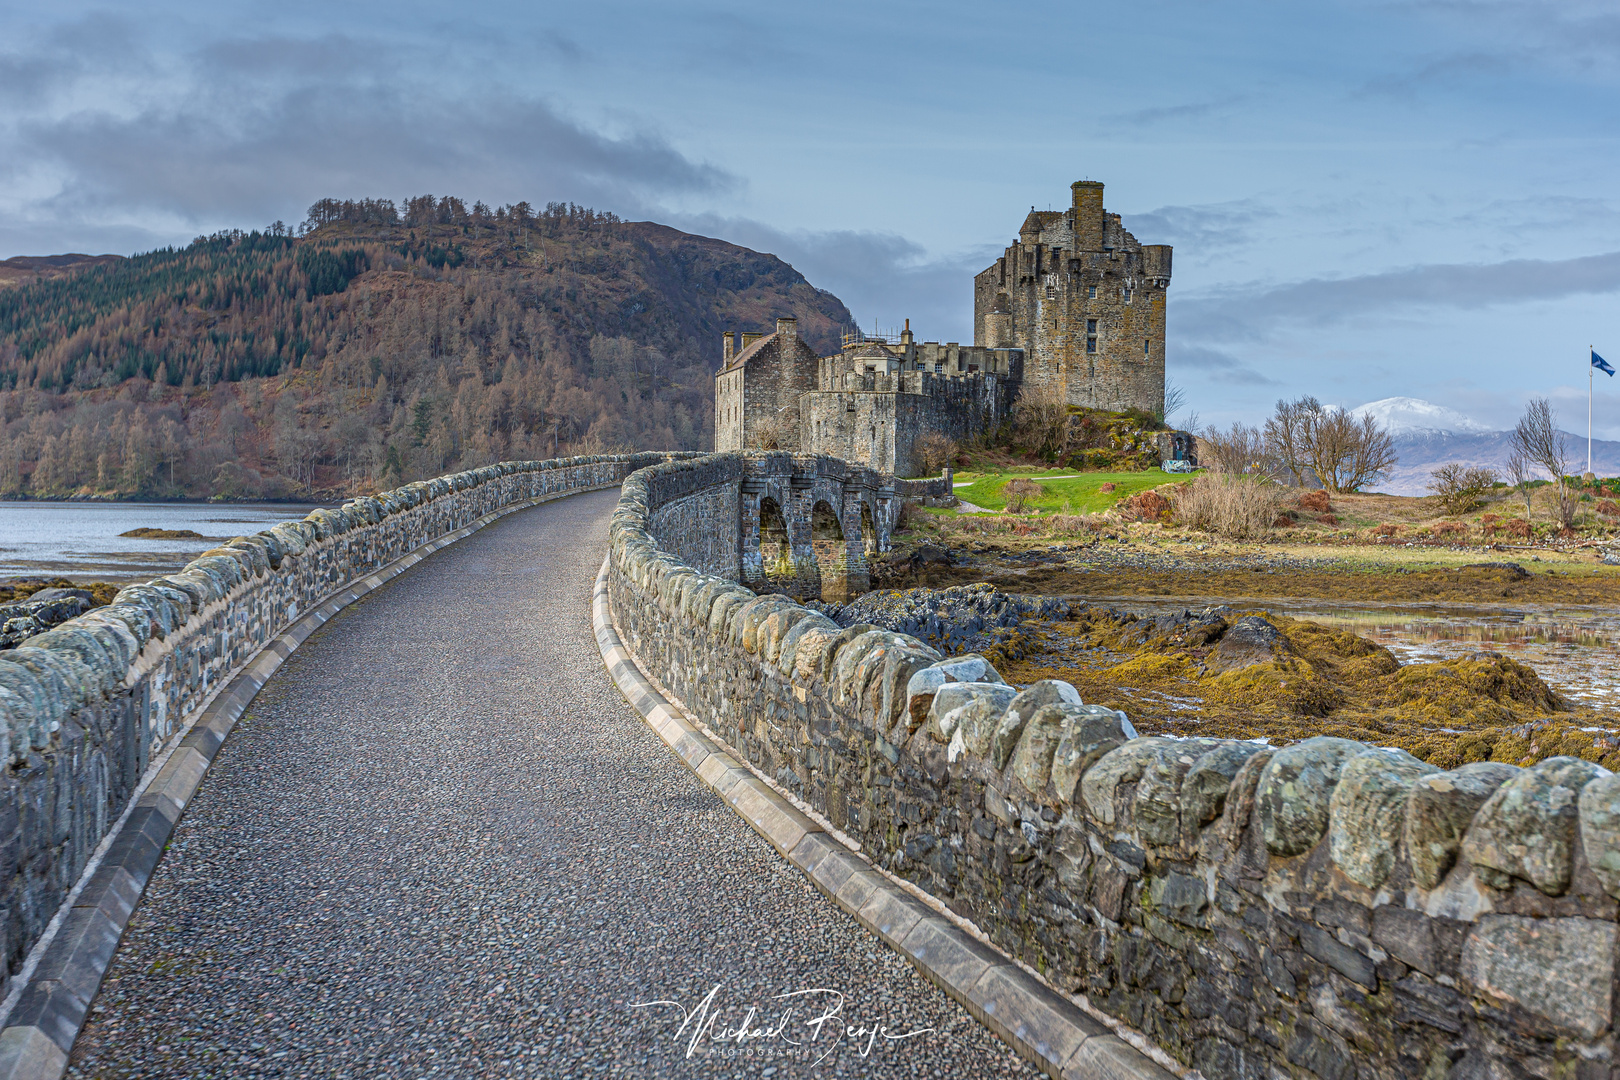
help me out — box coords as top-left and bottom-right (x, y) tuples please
(1345, 397), (1620, 495)
(1352, 396), (1491, 435)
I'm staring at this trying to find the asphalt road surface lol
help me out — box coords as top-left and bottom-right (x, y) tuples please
(67, 488), (1034, 1079)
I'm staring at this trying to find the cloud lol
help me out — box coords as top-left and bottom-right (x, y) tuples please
(1179, 250), (1620, 343)
(1169, 344), (1279, 387)
(1125, 201), (1277, 254)
(669, 213), (993, 341)
(0, 22), (734, 251)
(1103, 96), (1246, 126)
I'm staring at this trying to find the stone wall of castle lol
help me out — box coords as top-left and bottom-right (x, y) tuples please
(800, 369), (1009, 477)
(714, 318), (821, 453)
(610, 453), (1620, 1080)
(0, 452), (696, 1002)
(975, 182), (1170, 417)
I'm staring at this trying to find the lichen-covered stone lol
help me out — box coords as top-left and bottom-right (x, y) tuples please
(1135, 738), (1226, 848)
(931, 683), (1019, 755)
(1009, 703), (1075, 797)
(1182, 740), (1266, 828)
(1328, 748), (1438, 889)
(1462, 915), (1616, 1039)
(1082, 738), (1176, 827)
(1578, 771), (1620, 901)
(1404, 762), (1518, 890)
(1463, 756), (1608, 895)
(904, 653), (1005, 730)
(990, 680), (1081, 770)
(1050, 708), (1135, 809)
(1256, 736), (1367, 857)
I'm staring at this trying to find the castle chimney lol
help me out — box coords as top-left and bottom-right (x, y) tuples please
(776, 316), (797, 354)
(1072, 180), (1105, 252)
(901, 318), (913, 346)
(722, 330), (734, 365)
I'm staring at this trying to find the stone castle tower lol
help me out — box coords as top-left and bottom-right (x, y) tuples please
(973, 181), (1171, 416)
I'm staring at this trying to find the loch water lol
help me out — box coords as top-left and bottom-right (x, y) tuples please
(0, 501), (329, 583)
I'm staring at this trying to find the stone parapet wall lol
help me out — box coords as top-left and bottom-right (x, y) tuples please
(0, 451), (696, 997)
(610, 453), (1620, 1080)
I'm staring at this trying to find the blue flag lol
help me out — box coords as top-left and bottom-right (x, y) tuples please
(1596, 350), (1616, 377)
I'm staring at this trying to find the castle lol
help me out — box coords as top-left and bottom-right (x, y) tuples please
(715, 181), (1172, 476)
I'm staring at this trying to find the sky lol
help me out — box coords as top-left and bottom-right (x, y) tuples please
(3, 0), (1620, 434)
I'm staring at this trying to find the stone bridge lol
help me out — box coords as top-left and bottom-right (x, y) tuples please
(0, 452), (1609, 1080)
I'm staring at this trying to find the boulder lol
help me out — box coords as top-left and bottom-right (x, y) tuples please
(1205, 615), (1287, 673)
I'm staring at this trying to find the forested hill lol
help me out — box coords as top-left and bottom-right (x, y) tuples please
(0, 197), (855, 500)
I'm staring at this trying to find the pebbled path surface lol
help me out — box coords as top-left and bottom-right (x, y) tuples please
(67, 488), (1035, 1079)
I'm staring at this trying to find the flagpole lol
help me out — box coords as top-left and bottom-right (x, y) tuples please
(1591, 346), (1595, 476)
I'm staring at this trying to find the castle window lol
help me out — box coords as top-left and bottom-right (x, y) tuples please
(1086, 319), (1098, 354)
(1124, 287), (1133, 303)
(1088, 285), (1097, 299)
(1143, 339), (1150, 357)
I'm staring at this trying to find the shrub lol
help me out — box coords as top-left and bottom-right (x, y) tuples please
(1171, 474), (1287, 541)
(1297, 489), (1332, 513)
(1372, 522), (1401, 537)
(1432, 521), (1467, 538)
(1505, 518), (1532, 539)
(1099, 482), (1116, 493)
(916, 431), (959, 475)
(1429, 462), (1499, 515)
(1598, 499), (1620, 517)
(1119, 489), (1172, 522)
(1002, 478), (1044, 513)
(1319, 513), (1339, 526)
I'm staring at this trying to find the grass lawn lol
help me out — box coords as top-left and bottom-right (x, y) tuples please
(952, 467), (1198, 513)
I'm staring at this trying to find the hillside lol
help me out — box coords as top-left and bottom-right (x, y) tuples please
(0, 197), (854, 500)
(0, 254), (126, 290)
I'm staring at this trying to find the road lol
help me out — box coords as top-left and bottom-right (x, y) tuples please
(67, 487), (1034, 1079)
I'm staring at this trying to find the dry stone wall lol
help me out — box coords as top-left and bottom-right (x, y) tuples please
(0, 451), (693, 999)
(609, 453), (1620, 1080)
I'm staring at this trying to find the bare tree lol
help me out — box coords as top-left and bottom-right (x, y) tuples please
(1313, 409), (1397, 494)
(1198, 422), (1273, 476)
(1161, 381), (1197, 431)
(1505, 449), (1533, 521)
(1512, 398), (1575, 528)
(1262, 396), (1396, 493)
(1263, 395), (1320, 486)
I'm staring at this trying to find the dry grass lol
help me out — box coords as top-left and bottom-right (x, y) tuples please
(1171, 474), (1287, 541)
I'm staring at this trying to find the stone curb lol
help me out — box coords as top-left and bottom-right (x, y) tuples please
(0, 482), (621, 1080)
(592, 557), (1177, 1080)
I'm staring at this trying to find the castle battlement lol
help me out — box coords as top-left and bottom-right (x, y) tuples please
(715, 181), (1169, 475)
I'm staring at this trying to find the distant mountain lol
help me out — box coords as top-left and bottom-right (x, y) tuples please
(1354, 396), (1491, 435)
(0, 197), (855, 500)
(0, 253), (125, 289)
(1350, 397), (1620, 495)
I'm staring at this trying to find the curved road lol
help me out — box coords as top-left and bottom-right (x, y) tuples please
(67, 489), (1035, 1079)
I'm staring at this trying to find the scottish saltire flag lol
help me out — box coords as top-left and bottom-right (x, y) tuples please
(1596, 350), (1617, 377)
